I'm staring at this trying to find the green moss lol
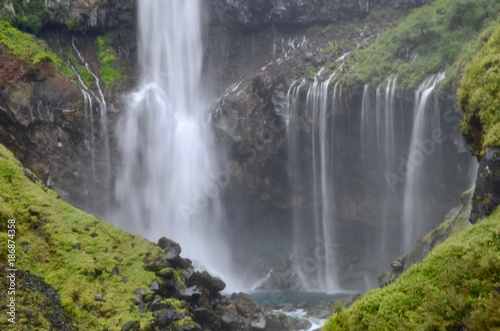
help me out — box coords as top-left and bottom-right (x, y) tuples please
(459, 26), (500, 154)
(0, 144), (166, 330)
(0, 20), (74, 81)
(2, 0), (48, 34)
(97, 33), (126, 88)
(324, 207), (500, 331)
(307, 0), (500, 89)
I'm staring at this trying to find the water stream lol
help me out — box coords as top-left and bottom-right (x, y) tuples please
(114, 0), (233, 286)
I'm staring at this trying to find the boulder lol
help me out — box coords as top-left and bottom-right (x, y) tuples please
(186, 271), (226, 294)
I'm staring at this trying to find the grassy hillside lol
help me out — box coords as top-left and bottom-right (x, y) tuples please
(0, 143), (166, 330)
(459, 25), (500, 155)
(324, 208), (500, 330)
(312, 0), (500, 89)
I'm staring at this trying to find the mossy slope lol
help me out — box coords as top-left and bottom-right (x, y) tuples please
(0, 143), (163, 330)
(312, 0), (500, 89)
(459, 25), (500, 155)
(324, 208), (500, 330)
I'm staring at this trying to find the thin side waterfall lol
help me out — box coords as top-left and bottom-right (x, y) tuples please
(72, 40), (111, 190)
(114, 0), (233, 286)
(359, 77), (399, 276)
(402, 73), (446, 252)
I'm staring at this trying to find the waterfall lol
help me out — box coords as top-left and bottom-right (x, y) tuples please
(282, 71), (469, 291)
(70, 40), (111, 193)
(402, 73), (446, 252)
(114, 0), (232, 284)
(286, 75), (340, 293)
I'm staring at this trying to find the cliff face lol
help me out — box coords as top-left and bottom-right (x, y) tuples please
(209, 0), (433, 30)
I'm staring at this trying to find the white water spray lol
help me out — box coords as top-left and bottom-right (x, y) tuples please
(114, 0), (232, 286)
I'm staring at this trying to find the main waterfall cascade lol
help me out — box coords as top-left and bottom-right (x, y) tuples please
(114, 0), (233, 285)
(284, 73), (477, 292)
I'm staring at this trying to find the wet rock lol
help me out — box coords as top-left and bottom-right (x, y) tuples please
(391, 257), (404, 271)
(264, 313), (311, 331)
(157, 237), (182, 259)
(470, 147), (500, 223)
(187, 271), (226, 294)
(193, 307), (219, 330)
(219, 307), (251, 331)
(154, 308), (184, 328)
(231, 292), (260, 317)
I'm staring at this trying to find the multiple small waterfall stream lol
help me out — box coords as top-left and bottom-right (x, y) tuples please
(70, 40), (111, 194)
(283, 72), (475, 292)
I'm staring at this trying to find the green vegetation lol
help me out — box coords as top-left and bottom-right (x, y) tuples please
(313, 0), (500, 89)
(0, 0), (48, 34)
(0, 20), (74, 79)
(0, 144), (166, 330)
(324, 207), (500, 331)
(65, 50), (93, 87)
(459, 25), (500, 155)
(97, 33), (126, 88)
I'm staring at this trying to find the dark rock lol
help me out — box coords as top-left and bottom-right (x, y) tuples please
(210, 0), (370, 30)
(151, 280), (160, 292)
(24, 169), (37, 182)
(231, 292), (259, 318)
(390, 257), (404, 271)
(121, 320), (140, 331)
(219, 308), (251, 331)
(154, 308), (185, 328)
(157, 237), (182, 259)
(22, 243), (29, 252)
(264, 313), (312, 331)
(193, 307), (219, 329)
(46, 175), (54, 188)
(45, 0), (135, 31)
(144, 255), (171, 272)
(470, 148), (500, 223)
(170, 319), (203, 331)
(187, 271), (226, 294)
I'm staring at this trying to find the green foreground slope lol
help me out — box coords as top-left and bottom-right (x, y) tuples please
(0, 143), (163, 330)
(324, 209), (500, 330)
